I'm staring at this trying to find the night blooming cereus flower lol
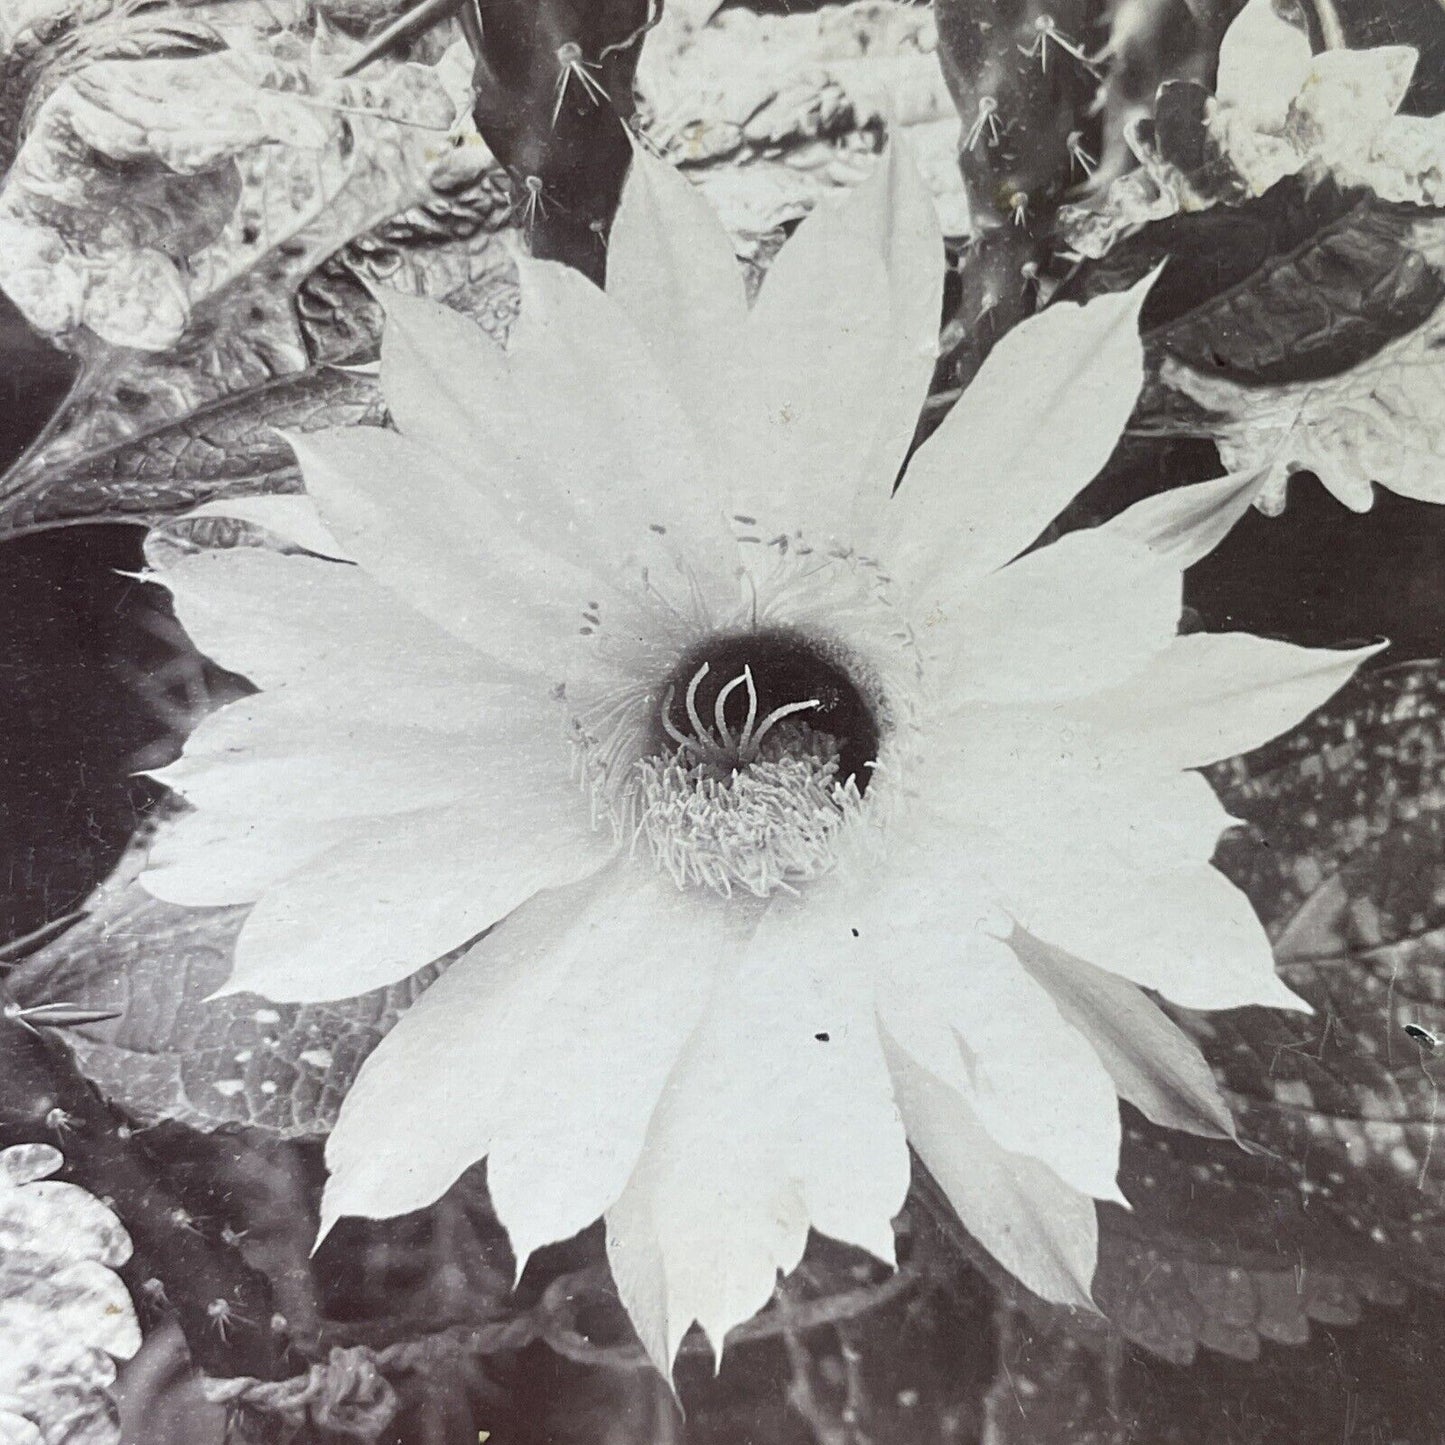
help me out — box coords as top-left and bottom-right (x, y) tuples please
(141, 145), (1380, 1374)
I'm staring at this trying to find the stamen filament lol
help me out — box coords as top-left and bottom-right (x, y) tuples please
(713, 671), (749, 750)
(737, 666), (759, 754)
(685, 663), (713, 747)
(747, 698), (820, 756)
(659, 686), (696, 754)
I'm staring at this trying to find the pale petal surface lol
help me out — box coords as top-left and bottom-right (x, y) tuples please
(321, 870), (729, 1246)
(885, 270), (1155, 600)
(888, 1046), (1100, 1310)
(607, 898), (911, 1373)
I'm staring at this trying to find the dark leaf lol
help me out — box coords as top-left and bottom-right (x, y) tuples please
(1082, 660), (1445, 1369)
(1061, 178), (1445, 385)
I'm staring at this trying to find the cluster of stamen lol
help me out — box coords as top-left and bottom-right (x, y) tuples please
(632, 663), (863, 897)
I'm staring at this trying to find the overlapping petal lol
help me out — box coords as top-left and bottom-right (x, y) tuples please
(874, 909), (1125, 1201)
(885, 271), (1156, 606)
(1068, 633), (1386, 769)
(140, 805), (355, 908)
(606, 897), (910, 1374)
(377, 272), (737, 608)
(998, 854), (1306, 1013)
(1009, 931), (1237, 1139)
(935, 528), (1182, 707)
(887, 1046), (1100, 1310)
(606, 147), (749, 460)
(158, 548), (496, 701)
(285, 425), (651, 685)
(223, 799), (607, 1001)
(320, 870), (730, 1252)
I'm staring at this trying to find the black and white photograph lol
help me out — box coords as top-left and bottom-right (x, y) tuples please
(2, 0), (1444, 1440)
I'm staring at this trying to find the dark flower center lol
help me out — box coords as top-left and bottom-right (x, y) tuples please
(656, 628), (880, 795)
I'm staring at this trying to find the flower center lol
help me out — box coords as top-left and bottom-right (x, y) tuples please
(627, 630), (880, 898)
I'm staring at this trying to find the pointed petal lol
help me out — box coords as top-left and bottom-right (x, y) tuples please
(750, 896), (914, 1266)
(181, 494), (351, 559)
(1108, 470), (1265, 567)
(888, 272), (1155, 605)
(1010, 931), (1238, 1138)
(226, 800), (607, 1001)
(483, 880), (738, 1273)
(381, 278), (736, 619)
(924, 709), (1238, 877)
(151, 707), (490, 822)
(606, 147), (748, 456)
(286, 426), (620, 680)
(378, 290), (512, 463)
(1066, 634), (1385, 769)
(933, 528), (1181, 707)
(156, 548), (502, 698)
(877, 921), (1124, 1200)
(148, 680), (573, 825)
(606, 903), (909, 1372)
(504, 256), (737, 601)
(888, 1045), (1100, 1310)
(1001, 858), (1306, 1014)
(140, 806), (355, 907)
(847, 142), (945, 531)
(320, 870), (723, 1256)
(728, 195), (895, 541)
(1215, 0), (1313, 129)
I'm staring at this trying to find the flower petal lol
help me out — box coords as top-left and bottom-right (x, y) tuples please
(727, 193), (896, 540)
(178, 493), (350, 559)
(1009, 931), (1237, 1138)
(999, 856), (1306, 1013)
(141, 806), (355, 907)
(606, 900), (910, 1373)
(148, 680), (573, 824)
(887, 1045), (1099, 1310)
(1108, 470), (1266, 567)
(378, 290), (513, 465)
(286, 426), (626, 681)
(223, 799), (608, 1001)
(888, 272), (1155, 605)
(1066, 634), (1385, 769)
(156, 548), (499, 699)
(151, 708), (491, 822)
(933, 528), (1181, 706)
(503, 256), (738, 601)
(845, 143), (946, 534)
(318, 868), (726, 1269)
(1215, 0), (1313, 129)
(876, 916), (1124, 1201)
(379, 281), (736, 619)
(606, 147), (748, 456)
(924, 709), (1239, 876)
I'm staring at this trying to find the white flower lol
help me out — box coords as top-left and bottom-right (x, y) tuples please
(0, 1144), (140, 1445)
(142, 145), (1379, 1374)
(1210, 0), (1442, 204)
